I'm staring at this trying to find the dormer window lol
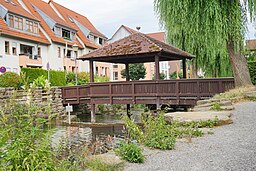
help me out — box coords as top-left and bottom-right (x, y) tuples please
(25, 20), (39, 34)
(62, 28), (71, 40)
(8, 14), (14, 27)
(7, 14), (39, 34)
(14, 16), (23, 30)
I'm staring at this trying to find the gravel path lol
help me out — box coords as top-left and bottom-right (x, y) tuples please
(125, 102), (256, 171)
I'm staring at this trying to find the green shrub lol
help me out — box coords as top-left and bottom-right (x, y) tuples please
(66, 72), (76, 85)
(50, 70), (66, 86)
(0, 72), (21, 88)
(31, 75), (50, 90)
(115, 142), (144, 163)
(210, 102), (223, 111)
(143, 114), (176, 150)
(248, 61), (256, 85)
(170, 71), (183, 79)
(0, 92), (83, 170)
(21, 68), (65, 86)
(78, 72), (90, 85)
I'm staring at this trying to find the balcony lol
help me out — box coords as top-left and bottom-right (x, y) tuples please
(63, 57), (77, 72)
(19, 54), (42, 68)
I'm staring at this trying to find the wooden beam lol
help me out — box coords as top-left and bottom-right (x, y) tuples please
(182, 59), (186, 79)
(89, 60), (94, 82)
(155, 55), (160, 80)
(125, 63), (129, 81)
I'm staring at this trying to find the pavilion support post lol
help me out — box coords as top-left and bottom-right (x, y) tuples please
(182, 59), (187, 79)
(125, 63), (131, 118)
(155, 55), (160, 110)
(89, 60), (96, 123)
(155, 55), (160, 80)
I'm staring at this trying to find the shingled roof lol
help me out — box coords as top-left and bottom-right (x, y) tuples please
(79, 32), (194, 64)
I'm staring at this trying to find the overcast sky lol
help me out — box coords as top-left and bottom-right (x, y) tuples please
(53, 0), (162, 38)
(52, 0), (255, 40)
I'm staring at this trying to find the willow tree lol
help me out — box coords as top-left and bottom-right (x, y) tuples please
(154, 0), (253, 87)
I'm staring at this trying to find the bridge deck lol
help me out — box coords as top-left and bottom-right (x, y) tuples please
(61, 78), (235, 106)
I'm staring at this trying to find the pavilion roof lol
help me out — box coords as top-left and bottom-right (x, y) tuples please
(79, 32), (194, 64)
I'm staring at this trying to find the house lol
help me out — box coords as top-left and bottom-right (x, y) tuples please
(0, 0), (50, 73)
(108, 25), (181, 81)
(0, 0), (108, 75)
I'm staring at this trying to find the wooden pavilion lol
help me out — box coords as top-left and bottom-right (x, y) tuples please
(64, 32), (234, 122)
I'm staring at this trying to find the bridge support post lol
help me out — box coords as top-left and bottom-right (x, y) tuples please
(125, 63), (131, 118)
(91, 104), (96, 123)
(89, 59), (96, 123)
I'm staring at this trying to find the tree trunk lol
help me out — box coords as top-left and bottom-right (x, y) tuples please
(227, 41), (252, 87)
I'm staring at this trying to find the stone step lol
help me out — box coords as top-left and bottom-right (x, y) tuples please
(195, 100), (232, 108)
(193, 105), (234, 112)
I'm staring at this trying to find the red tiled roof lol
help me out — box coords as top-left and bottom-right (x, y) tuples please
(0, 0), (38, 20)
(146, 32), (165, 42)
(80, 32), (194, 62)
(0, 18), (50, 44)
(22, 0), (83, 48)
(51, 1), (107, 39)
(50, 1), (101, 49)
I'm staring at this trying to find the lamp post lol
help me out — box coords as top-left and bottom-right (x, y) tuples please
(72, 44), (79, 85)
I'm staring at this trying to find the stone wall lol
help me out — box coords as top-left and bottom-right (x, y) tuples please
(0, 87), (65, 117)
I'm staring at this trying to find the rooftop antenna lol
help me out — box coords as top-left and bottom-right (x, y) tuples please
(136, 26), (141, 32)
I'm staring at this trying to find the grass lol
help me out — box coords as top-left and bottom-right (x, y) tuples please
(213, 85), (256, 101)
(86, 158), (124, 171)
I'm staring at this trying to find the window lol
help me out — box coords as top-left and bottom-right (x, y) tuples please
(99, 38), (103, 45)
(113, 72), (118, 80)
(20, 44), (32, 57)
(33, 23), (39, 34)
(62, 28), (71, 40)
(14, 16), (23, 30)
(54, 26), (61, 36)
(12, 47), (17, 55)
(37, 47), (41, 57)
(58, 47), (61, 58)
(26, 20), (33, 33)
(96, 66), (99, 75)
(12, 42), (17, 56)
(102, 67), (106, 76)
(5, 41), (10, 54)
(74, 51), (78, 58)
(8, 14), (14, 28)
(63, 49), (71, 58)
(113, 64), (118, 69)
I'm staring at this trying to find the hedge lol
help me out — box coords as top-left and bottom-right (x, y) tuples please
(0, 72), (21, 88)
(21, 68), (66, 86)
(248, 61), (256, 85)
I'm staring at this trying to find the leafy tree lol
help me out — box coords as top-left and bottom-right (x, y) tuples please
(154, 0), (254, 87)
(121, 64), (146, 80)
(152, 72), (166, 80)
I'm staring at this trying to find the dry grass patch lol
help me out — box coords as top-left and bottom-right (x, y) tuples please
(213, 86), (256, 102)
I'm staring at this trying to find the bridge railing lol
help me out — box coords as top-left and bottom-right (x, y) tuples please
(61, 78), (235, 105)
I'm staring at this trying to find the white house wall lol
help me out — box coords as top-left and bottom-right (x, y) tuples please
(109, 27), (131, 43)
(0, 36), (48, 73)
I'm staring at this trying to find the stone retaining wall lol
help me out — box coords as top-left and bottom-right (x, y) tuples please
(0, 87), (65, 117)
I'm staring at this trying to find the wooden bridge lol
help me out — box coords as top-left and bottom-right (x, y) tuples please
(63, 33), (236, 122)
(61, 78), (235, 106)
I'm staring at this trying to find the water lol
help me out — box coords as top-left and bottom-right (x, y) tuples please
(51, 110), (142, 149)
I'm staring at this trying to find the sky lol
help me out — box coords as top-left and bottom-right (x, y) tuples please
(53, 0), (162, 38)
(52, 0), (256, 40)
